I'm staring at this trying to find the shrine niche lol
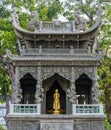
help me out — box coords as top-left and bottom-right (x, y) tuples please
(46, 80), (66, 114)
(42, 73), (70, 114)
(20, 73), (37, 104)
(75, 73), (92, 104)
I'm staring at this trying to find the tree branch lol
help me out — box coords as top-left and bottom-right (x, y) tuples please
(0, 55), (15, 83)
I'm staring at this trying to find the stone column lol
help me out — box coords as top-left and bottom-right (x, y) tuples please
(12, 66), (22, 104)
(91, 67), (100, 104)
(67, 66), (76, 104)
(35, 65), (44, 104)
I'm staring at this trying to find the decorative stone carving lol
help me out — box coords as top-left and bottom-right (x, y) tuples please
(41, 66), (71, 81)
(91, 121), (105, 130)
(53, 21), (61, 29)
(7, 121), (40, 130)
(74, 67), (93, 80)
(7, 117), (106, 130)
(13, 59), (101, 67)
(7, 121), (22, 130)
(43, 73), (70, 92)
(74, 11), (86, 31)
(35, 84), (44, 104)
(74, 67), (100, 103)
(41, 123), (73, 130)
(91, 81), (100, 104)
(91, 67), (100, 103)
(11, 4), (20, 25)
(28, 11), (39, 30)
(67, 67), (77, 104)
(67, 85), (76, 104)
(22, 122), (40, 130)
(19, 67), (37, 79)
(12, 81), (22, 104)
(74, 123), (90, 130)
(11, 67), (22, 104)
(12, 66), (40, 103)
(35, 66), (44, 104)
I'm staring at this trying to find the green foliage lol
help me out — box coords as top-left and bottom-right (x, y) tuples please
(0, 30), (16, 54)
(19, 13), (29, 29)
(0, 124), (5, 130)
(98, 56), (111, 101)
(0, 19), (12, 31)
(39, 5), (48, 21)
(47, 0), (63, 21)
(0, 69), (11, 96)
(0, 2), (16, 100)
(105, 118), (111, 130)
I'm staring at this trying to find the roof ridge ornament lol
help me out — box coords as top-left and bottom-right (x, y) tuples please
(28, 11), (39, 30)
(10, 6), (102, 43)
(10, 4), (20, 26)
(74, 10), (86, 32)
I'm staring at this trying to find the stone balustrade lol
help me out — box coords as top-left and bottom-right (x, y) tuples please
(72, 104), (104, 115)
(35, 21), (75, 32)
(9, 104), (41, 114)
(9, 103), (104, 116)
(21, 48), (88, 56)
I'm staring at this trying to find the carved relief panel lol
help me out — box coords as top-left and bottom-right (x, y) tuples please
(74, 123), (90, 130)
(74, 67), (94, 80)
(91, 121), (105, 130)
(41, 66), (72, 81)
(19, 67), (37, 80)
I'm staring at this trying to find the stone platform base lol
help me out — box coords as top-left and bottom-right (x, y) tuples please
(6, 114), (105, 130)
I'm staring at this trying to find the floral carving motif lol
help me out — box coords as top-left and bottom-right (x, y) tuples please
(41, 66), (71, 81)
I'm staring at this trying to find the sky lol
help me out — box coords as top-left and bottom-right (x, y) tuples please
(58, 15), (67, 21)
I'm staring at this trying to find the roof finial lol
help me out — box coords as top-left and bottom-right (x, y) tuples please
(28, 11), (39, 30)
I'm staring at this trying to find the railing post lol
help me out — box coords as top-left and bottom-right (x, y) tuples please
(10, 104), (14, 114)
(70, 46), (74, 54)
(39, 21), (43, 32)
(39, 45), (42, 54)
(99, 103), (104, 114)
(37, 104), (41, 114)
(72, 104), (76, 115)
(72, 21), (75, 32)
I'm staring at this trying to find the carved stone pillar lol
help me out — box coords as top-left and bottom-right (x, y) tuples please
(35, 65), (44, 104)
(91, 67), (100, 104)
(12, 67), (22, 104)
(67, 67), (76, 104)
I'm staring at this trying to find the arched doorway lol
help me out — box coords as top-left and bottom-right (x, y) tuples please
(46, 80), (66, 114)
(20, 73), (37, 104)
(42, 73), (70, 114)
(75, 73), (92, 104)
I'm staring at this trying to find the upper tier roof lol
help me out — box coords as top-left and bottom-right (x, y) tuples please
(11, 7), (102, 41)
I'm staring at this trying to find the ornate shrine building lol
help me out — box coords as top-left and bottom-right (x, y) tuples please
(6, 6), (105, 130)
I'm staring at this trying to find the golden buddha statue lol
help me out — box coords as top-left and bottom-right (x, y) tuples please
(53, 89), (60, 114)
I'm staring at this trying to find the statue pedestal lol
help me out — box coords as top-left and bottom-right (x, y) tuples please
(7, 114), (105, 130)
(41, 121), (73, 130)
(53, 109), (60, 114)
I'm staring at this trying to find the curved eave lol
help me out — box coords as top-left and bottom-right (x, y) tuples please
(12, 15), (101, 41)
(10, 55), (101, 67)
